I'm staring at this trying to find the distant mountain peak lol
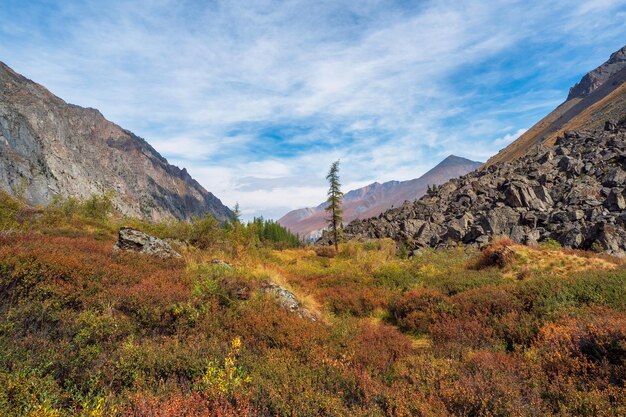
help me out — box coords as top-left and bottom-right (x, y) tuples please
(439, 154), (475, 165)
(278, 155), (481, 239)
(567, 45), (626, 100)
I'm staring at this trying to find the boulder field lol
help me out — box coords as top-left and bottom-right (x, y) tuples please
(338, 119), (626, 256)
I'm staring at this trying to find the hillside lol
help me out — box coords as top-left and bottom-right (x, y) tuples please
(0, 193), (624, 416)
(279, 155), (481, 240)
(487, 44), (626, 165)
(0, 62), (232, 221)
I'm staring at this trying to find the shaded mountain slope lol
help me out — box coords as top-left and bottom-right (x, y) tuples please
(279, 155), (481, 239)
(0, 61), (232, 221)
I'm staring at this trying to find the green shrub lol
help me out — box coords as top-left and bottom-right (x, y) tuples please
(0, 191), (22, 230)
(421, 269), (505, 295)
(372, 263), (416, 290)
(81, 193), (114, 220)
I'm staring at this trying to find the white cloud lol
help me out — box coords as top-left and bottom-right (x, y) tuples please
(493, 128), (529, 147)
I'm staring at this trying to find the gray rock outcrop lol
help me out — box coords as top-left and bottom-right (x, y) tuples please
(261, 282), (317, 321)
(113, 227), (182, 259)
(337, 120), (626, 256)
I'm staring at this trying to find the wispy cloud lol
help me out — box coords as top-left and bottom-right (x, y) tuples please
(1, 0), (625, 219)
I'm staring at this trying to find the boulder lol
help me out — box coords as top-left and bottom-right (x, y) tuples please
(261, 282), (317, 321)
(113, 227), (182, 259)
(504, 182), (552, 211)
(605, 189), (626, 211)
(211, 259), (234, 269)
(602, 168), (626, 187)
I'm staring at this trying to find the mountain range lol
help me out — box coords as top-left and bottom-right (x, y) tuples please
(0, 62), (232, 221)
(278, 155), (481, 240)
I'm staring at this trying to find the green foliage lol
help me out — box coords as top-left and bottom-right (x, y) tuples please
(196, 337), (251, 398)
(248, 217), (300, 248)
(372, 263), (416, 290)
(188, 214), (223, 249)
(0, 191), (22, 230)
(540, 238), (562, 250)
(80, 192), (114, 220)
(232, 203), (242, 224)
(325, 160), (343, 251)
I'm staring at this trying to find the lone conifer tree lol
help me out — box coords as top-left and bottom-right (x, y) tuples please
(325, 160), (343, 251)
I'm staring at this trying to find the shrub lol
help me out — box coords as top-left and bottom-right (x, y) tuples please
(314, 245), (336, 258)
(472, 238), (516, 270)
(196, 337), (251, 398)
(372, 263), (416, 290)
(421, 269), (505, 295)
(81, 193), (114, 220)
(0, 190), (22, 230)
(349, 323), (413, 380)
(535, 309), (626, 381)
(189, 215), (223, 249)
(389, 288), (448, 333)
(431, 317), (496, 356)
(324, 287), (384, 317)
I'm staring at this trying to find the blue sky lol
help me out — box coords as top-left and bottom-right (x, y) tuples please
(1, 0), (625, 220)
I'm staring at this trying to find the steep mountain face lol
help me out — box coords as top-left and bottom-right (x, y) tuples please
(340, 120), (626, 255)
(487, 45), (626, 165)
(279, 155), (481, 239)
(0, 62), (232, 221)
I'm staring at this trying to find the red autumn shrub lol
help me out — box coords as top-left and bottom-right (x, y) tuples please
(472, 238), (515, 269)
(349, 322), (413, 378)
(535, 308), (626, 382)
(389, 288), (448, 333)
(438, 351), (546, 417)
(430, 317), (496, 356)
(123, 392), (257, 417)
(450, 286), (522, 318)
(323, 287), (386, 317)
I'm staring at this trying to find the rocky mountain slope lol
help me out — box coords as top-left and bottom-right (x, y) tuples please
(487, 44), (626, 165)
(279, 155), (481, 240)
(0, 62), (232, 221)
(341, 120), (626, 255)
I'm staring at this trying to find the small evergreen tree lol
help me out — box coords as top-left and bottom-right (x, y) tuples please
(232, 203), (242, 224)
(325, 160), (343, 251)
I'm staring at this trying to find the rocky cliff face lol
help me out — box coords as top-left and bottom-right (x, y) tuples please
(567, 46), (626, 100)
(0, 62), (232, 221)
(340, 120), (626, 255)
(487, 44), (626, 166)
(278, 155), (481, 240)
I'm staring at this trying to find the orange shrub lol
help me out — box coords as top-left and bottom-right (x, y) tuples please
(322, 287), (387, 317)
(389, 288), (448, 333)
(535, 308), (626, 382)
(431, 317), (496, 356)
(123, 392), (257, 417)
(349, 323), (413, 378)
(437, 351), (546, 416)
(472, 238), (515, 269)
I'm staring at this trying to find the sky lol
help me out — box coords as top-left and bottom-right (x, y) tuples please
(1, 0), (625, 220)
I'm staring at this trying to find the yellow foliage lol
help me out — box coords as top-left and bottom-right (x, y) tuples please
(198, 336), (251, 397)
(27, 406), (61, 417)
